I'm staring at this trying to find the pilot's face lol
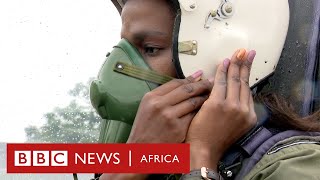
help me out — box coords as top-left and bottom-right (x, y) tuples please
(121, 0), (177, 77)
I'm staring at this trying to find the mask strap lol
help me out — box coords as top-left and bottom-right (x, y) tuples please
(113, 61), (174, 85)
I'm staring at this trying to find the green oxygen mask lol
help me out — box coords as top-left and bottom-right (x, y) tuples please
(90, 39), (173, 143)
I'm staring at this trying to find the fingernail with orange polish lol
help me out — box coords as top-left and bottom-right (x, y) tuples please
(191, 70), (203, 79)
(237, 48), (247, 60)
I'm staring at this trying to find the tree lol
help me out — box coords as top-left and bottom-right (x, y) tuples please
(25, 78), (102, 143)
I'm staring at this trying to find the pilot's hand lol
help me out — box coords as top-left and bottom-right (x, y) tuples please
(186, 49), (258, 170)
(127, 71), (213, 143)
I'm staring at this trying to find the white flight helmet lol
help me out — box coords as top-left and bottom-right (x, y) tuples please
(111, 0), (290, 87)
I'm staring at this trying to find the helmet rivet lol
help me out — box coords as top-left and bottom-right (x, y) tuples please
(210, 10), (217, 17)
(190, 4), (196, 9)
(117, 64), (124, 70)
(226, 170), (233, 177)
(225, 5), (233, 13)
(192, 50), (197, 54)
(192, 40), (197, 45)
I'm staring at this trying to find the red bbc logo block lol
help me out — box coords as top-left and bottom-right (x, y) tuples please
(14, 151), (68, 166)
(7, 143), (190, 173)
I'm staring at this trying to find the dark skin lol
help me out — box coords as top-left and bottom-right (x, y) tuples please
(100, 0), (257, 179)
(121, 0), (176, 77)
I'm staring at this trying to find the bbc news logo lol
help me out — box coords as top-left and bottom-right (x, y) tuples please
(14, 151), (68, 166)
(7, 144), (190, 173)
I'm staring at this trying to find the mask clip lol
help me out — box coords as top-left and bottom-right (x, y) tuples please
(114, 62), (174, 85)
